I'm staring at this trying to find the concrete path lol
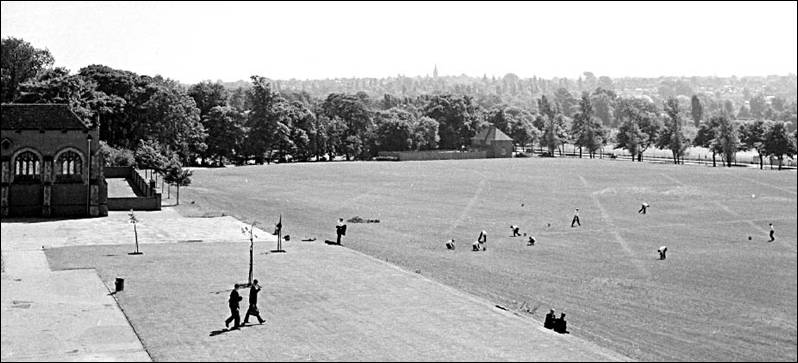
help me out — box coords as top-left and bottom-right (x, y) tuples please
(1, 210), (275, 362)
(1, 248), (150, 361)
(1, 208), (276, 250)
(106, 178), (139, 198)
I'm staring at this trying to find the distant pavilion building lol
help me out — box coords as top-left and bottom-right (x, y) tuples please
(1, 104), (107, 217)
(470, 125), (514, 158)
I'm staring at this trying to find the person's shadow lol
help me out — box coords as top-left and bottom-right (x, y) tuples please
(209, 323), (257, 336)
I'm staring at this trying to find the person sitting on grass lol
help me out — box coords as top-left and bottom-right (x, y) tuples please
(544, 309), (556, 329)
(445, 239), (456, 250)
(527, 236), (536, 246)
(658, 246), (667, 260)
(554, 313), (568, 334)
(510, 225), (521, 237)
(472, 240), (482, 251)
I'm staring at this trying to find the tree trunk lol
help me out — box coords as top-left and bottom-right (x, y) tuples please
(176, 185), (180, 205)
(759, 154), (763, 170)
(167, 184), (171, 199)
(579, 146), (582, 158)
(712, 152), (716, 167)
(638, 152), (643, 162)
(778, 157), (783, 170)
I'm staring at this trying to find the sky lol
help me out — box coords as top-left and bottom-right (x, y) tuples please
(2, 1), (796, 84)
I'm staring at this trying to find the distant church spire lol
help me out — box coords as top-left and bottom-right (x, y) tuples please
(433, 64), (438, 78)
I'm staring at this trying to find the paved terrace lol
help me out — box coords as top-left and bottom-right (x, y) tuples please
(2, 209), (630, 361)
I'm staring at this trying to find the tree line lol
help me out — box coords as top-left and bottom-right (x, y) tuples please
(3, 37), (797, 171)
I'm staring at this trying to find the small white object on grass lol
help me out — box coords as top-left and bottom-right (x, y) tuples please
(752, 194), (756, 198)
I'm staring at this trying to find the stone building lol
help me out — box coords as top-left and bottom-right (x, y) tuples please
(1, 104), (107, 217)
(470, 125), (514, 158)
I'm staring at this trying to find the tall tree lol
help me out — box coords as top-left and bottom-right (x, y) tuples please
(690, 95), (703, 127)
(1, 37), (54, 102)
(710, 115), (740, 167)
(763, 122), (797, 170)
(693, 117), (720, 167)
(246, 75), (281, 164)
(188, 81), (229, 116)
(203, 106), (246, 165)
(657, 97), (690, 164)
(738, 120), (770, 169)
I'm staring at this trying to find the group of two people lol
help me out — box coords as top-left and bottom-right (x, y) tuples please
(225, 279), (266, 330)
(443, 230), (488, 251)
(543, 309), (568, 334)
(511, 225), (537, 246)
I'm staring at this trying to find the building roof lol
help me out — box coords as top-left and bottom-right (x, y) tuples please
(1, 104), (89, 130)
(471, 125), (514, 144)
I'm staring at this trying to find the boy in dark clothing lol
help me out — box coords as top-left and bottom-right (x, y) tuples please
(544, 309), (556, 329)
(510, 225), (521, 237)
(243, 279), (266, 325)
(554, 313), (568, 334)
(225, 285), (243, 329)
(336, 218), (347, 245)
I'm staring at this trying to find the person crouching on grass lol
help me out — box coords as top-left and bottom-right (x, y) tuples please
(475, 230), (487, 251)
(445, 239), (455, 250)
(510, 225), (521, 237)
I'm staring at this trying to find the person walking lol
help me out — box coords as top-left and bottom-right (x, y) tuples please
(243, 279), (266, 325)
(571, 208), (581, 227)
(224, 285), (243, 330)
(769, 223), (775, 242)
(336, 218), (347, 245)
(638, 202), (650, 214)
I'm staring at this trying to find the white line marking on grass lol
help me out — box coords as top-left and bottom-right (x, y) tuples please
(659, 173), (685, 186)
(736, 174), (798, 196)
(711, 201), (739, 217)
(579, 175), (652, 279)
(443, 178), (488, 236)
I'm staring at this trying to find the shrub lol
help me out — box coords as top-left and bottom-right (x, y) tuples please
(99, 141), (135, 167)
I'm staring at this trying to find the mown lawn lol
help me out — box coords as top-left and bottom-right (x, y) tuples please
(178, 157), (797, 362)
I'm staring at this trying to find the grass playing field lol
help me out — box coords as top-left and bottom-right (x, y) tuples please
(177, 157), (797, 361)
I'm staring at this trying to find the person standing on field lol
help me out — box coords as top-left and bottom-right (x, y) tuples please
(336, 218), (347, 245)
(571, 208), (581, 227)
(769, 223), (775, 242)
(638, 202), (650, 214)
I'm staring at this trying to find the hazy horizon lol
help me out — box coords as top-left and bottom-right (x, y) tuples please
(2, 1), (797, 84)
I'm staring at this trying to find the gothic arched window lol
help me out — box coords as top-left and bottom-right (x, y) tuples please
(57, 150), (83, 176)
(14, 151), (41, 180)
